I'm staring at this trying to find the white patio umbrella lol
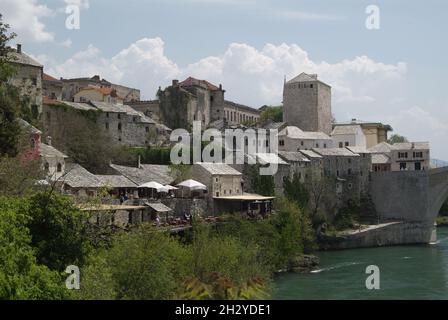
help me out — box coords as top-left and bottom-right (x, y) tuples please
(138, 181), (165, 198)
(176, 179), (207, 190)
(177, 179), (207, 197)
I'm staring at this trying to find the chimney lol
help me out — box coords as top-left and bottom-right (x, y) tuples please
(46, 136), (52, 146)
(17, 44), (22, 54)
(172, 79), (179, 87)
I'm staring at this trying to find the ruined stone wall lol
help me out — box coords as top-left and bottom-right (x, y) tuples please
(10, 64), (43, 115)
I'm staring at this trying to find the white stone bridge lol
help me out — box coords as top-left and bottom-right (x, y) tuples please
(370, 167), (448, 244)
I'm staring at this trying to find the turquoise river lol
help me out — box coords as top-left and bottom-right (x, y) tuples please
(274, 227), (448, 299)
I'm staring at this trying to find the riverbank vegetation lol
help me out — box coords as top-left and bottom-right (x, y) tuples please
(0, 190), (314, 300)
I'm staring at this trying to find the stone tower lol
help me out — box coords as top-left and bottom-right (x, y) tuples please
(282, 73), (332, 135)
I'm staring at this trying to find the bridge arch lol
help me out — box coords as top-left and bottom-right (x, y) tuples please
(429, 167), (448, 221)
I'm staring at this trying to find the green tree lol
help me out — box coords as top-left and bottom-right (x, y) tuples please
(260, 106), (283, 122)
(248, 165), (275, 196)
(0, 197), (66, 299)
(0, 15), (22, 157)
(26, 192), (91, 271)
(283, 172), (309, 210)
(388, 134), (408, 144)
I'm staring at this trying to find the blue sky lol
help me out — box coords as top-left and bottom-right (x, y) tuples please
(1, 0), (447, 159)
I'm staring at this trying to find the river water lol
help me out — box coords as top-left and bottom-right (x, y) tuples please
(274, 227), (448, 299)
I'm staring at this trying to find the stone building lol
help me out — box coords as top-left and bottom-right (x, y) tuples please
(126, 100), (161, 122)
(60, 75), (140, 103)
(278, 151), (311, 183)
(278, 126), (333, 151)
(333, 119), (392, 149)
(40, 138), (68, 181)
(18, 119), (68, 181)
(7, 44), (43, 117)
(368, 141), (430, 172)
(223, 100), (261, 125)
(158, 77), (260, 130)
(313, 148), (363, 203)
(192, 162), (244, 198)
(331, 124), (367, 149)
(74, 87), (124, 104)
(42, 100), (170, 148)
(192, 162), (273, 216)
(42, 73), (63, 101)
(283, 73), (332, 135)
(390, 142), (430, 171)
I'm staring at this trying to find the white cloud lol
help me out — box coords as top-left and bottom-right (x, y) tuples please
(42, 37), (448, 158)
(0, 0), (54, 42)
(60, 38), (73, 48)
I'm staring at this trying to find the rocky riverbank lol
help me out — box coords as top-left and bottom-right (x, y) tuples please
(276, 254), (320, 273)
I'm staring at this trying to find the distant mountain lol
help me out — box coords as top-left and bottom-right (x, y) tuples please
(431, 159), (448, 168)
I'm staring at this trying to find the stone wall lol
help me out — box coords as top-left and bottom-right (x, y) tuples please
(10, 64), (43, 116)
(319, 222), (437, 249)
(283, 80), (331, 135)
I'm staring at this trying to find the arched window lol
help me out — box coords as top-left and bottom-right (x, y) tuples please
(57, 163), (62, 173)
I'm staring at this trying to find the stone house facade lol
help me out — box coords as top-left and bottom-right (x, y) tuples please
(283, 73), (332, 135)
(192, 162), (244, 199)
(334, 119), (392, 149)
(390, 142), (430, 171)
(331, 124), (367, 149)
(42, 100), (169, 148)
(61, 75), (140, 103)
(278, 126), (333, 151)
(7, 44), (43, 117)
(158, 77), (260, 130)
(74, 87), (124, 104)
(42, 73), (63, 101)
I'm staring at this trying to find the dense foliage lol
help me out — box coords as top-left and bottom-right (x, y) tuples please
(260, 105), (283, 123)
(388, 134), (408, 144)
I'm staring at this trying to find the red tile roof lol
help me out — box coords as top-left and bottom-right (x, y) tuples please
(43, 73), (59, 81)
(180, 77), (220, 91)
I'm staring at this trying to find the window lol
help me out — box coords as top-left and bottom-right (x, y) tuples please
(279, 140), (284, 146)
(57, 163), (62, 172)
(398, 152), (408, 159)
(345, 142), (349, 147)
(348, 158), (352, 164)
(106, 112), (109, 118)
(310, 84), (313, 88)
(400, 162), (407, 170)
(415, 162), (422, 171)
(44, 162), (49, 172)
(229, 190), (232, 195)
(216, 192), (219, 197)
(32, 77), (37, 86)
(146, 127), (149, 133)
(224, 190), (227, 195)
(118, 123), (122, 131)
(324, 144), (327, 148)
(133, 116), (137, 122)
(30, 138), (36, 149)
(348, 183), (353, 190)
(301, 141), (304, 146)
(339, 142), (343, 148)
(316, 143), (319, 148)
(117, 113), (121, 119)
(413, 152), (423, 158)
(215, 177), (219, 182)
(348, 168), (352, 175)
(105, 123), (109, 130)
